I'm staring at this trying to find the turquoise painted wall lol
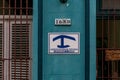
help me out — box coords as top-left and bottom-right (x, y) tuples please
(33, 0), (96, 80)
(43, 0), (85, 80)
(89, 0), (96, 80)
(33, 0), (38, 80)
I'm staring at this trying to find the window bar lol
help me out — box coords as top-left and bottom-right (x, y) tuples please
(118, 6), (120, 77)
(107, 0), (110, 79)
(96, 53), (98, 79)
(14, 0), (17, 79)
(97, 0), (120, 80)
(113, 2), (116, 80)
(8, 0), (11, 79)
(114, 4), (118, 80)
(97, 15), (101, 80)
(26, 0), (29, 79)
(20, 0), (22, 79)
(116, 10), (120, 80)
(107, 14), (110, 80)
(117, 61), (118, 79)
(107, 0), (110, 49)
(102, 15), (104, 80)
(2, 0), (5, 80)
(113, 11), (116, 49)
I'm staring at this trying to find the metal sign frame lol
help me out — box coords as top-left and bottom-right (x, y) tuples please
(48, 32), (80, 54)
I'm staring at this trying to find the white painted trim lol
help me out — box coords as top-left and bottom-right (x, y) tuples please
(29, 22), (32, 80)
(4, 21), (11, 80)
(0, 15), (32, 20)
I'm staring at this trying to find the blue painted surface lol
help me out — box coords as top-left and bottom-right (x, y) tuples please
(38, 0), (43, 80)
(32, 0), (38, 80)
(85, 0), (90, 80)
(43, 0), (85, 80)
(89, 0), (96, 80)
(32, 0), (97, 80)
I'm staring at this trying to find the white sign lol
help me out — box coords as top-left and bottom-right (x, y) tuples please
(55, 18), (71, 25)
(48, 32), (80, 54)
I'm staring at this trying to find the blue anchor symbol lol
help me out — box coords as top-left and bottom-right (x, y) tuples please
(53, 35), (76, 48)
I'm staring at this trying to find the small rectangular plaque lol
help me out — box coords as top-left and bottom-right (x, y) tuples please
(55, 18), (71, 26)
(48, 32), (80, 54)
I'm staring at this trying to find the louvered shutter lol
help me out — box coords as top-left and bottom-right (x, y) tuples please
(11, 23), (31, 80)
